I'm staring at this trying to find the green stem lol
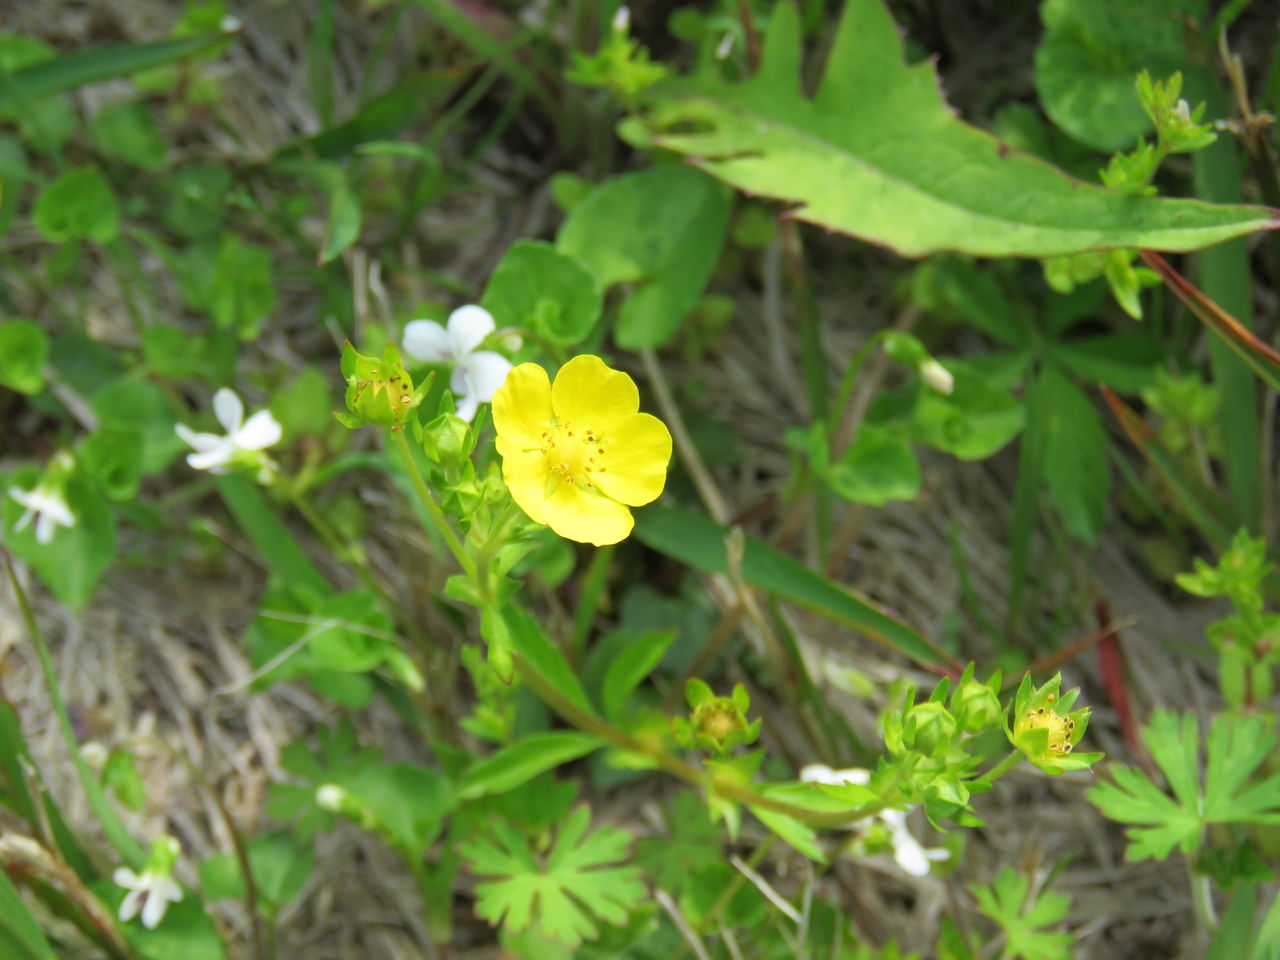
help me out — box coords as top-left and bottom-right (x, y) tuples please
(571, 543), (614, 661)
(3, 550), (146, 868)
(392, 428), (475, 580)
(971, 750), (1022, 792)
(515, 654), (886, 828)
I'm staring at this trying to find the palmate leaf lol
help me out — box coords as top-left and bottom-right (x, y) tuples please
(460, 806), (645, 947)
(630, 0), (1275, 258)
(972, 868), (1074, 960)
(1088, 711), (1280, 862)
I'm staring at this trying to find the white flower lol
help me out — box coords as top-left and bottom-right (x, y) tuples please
(612, 5), (630, 33)
(8, 482), (76, 545)
(402, 305), (513, 422)
(800, 764), (950, 878)
(918, 358), (954, 396)
(113, 867), (183, 929)
(175, 388), (282, 475)
(315, 783), (348, 812)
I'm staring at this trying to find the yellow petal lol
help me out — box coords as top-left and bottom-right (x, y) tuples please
(551, 355), (638, 431)
(499, 442), (550, 526)
(540, 483), (634, 546)
(492, 362), (551, 449)
(593, 412), (672, 507)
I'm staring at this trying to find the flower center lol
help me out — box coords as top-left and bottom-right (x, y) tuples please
(539, 419), (608, 492)
(1016, 706), (1076, 754)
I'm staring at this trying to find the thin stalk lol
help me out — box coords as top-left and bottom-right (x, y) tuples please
(571, 543), (614, 661)
(515, 654), (886, 827)
(970, 750), (1022, 792)
(391, 428), (475, 580)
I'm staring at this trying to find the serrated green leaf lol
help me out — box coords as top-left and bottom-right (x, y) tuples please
(460, 806), (645, 947)
(972, 868), (1073, 960)
(630, 0), (1273, 258)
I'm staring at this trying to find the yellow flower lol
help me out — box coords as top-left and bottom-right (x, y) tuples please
(492, 355), (672, 546)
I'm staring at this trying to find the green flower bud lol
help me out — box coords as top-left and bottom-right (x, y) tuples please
(902, 702), (956, 757)
(676, 681), (761, 754)
(422, 412), (474, 470)
(337, 342), (423, 428)
(953, 681), (1002, 734)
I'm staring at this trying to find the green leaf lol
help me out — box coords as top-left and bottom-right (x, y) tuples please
(460, 806), (645, 947)
(3, 467), (116, 610)
(1050, 334), (1162, 394)
(123, 896), (226, 960)
(0, 34), (234, 111)
(600, 631), (676, 724)
(972, 868), (1073, 960)
(215, 475), (329, 593)
(633, 505), (949, 666)
(33, 167), (119, 243)
(88, 101), (168, 172)
(90, 377), (182, 475)
(503, 603), (599, 718)
(306, 592), (396, 673)
(1209, 886), (1258, 960)
(909, 362), (1024, 461)
(0, 866), (57, 960)
(317, 181), (361, 265)
(482, 240), (602, 347)
(827, 424), (921, 506)
(199, 830), (315, 909)
(456, 732), (603, 801)
(348, 764), (452, 854)
(629, 0), (1274, 258)
(1087, 711), (1280, 863)
(1034, 0), (1185, 152)
(1040, 367), (1108, 543)
(557, 166), (730, 349)
(0, 320), (49, 394)
(209, 235), (276, 340)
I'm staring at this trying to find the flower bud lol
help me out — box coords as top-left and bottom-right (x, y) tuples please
(918, 358), (954, 396)
(338, 342), (422, 428)
(902, 702), (956, 757)
(953, 681), (1002, 733)
(315, 783), (348, 812)
(677, 681), (761, 754)
(422, 412), (475, 470)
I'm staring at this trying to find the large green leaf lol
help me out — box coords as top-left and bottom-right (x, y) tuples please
(629, 0), (1274, 258)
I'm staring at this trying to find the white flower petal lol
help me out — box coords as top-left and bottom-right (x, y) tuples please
(799, 764), (871, 786)
(175, 424), (224, 453)
(141, 886), (170, 929)
(35, 512), (55, 544)
(153, 876), (183, 903)
(8, 486), (42, 513)
(402, 319), (453, 362)
(235, 410), (283, 451)
(113, 867), (140, 889)
(187, 443), (236, 471)
(454, 392), (480, 423)
(11, 507), (34, 534)
(118, 888), (143, 923)
(212, 388), (244, 433)
(891, 835), (932, 877)
(446, 304), (495, 356)
(459, 351), (513, 404)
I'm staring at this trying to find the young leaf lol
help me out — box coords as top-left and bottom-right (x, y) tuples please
(33, 167), (119, 243)
(826, 424), (921, 506)
(630, 0), (1274, 258)
(456, 732), (603, 801)
(482, 240), (602, 348)
(0, 321), (49, 395)
(460, 806), (645, 947)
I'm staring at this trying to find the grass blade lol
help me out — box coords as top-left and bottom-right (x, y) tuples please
(0, 34), (235, 110)
(215, 475), (329, 594)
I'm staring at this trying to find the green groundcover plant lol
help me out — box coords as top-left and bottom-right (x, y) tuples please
(3, 0), (1280, 957)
